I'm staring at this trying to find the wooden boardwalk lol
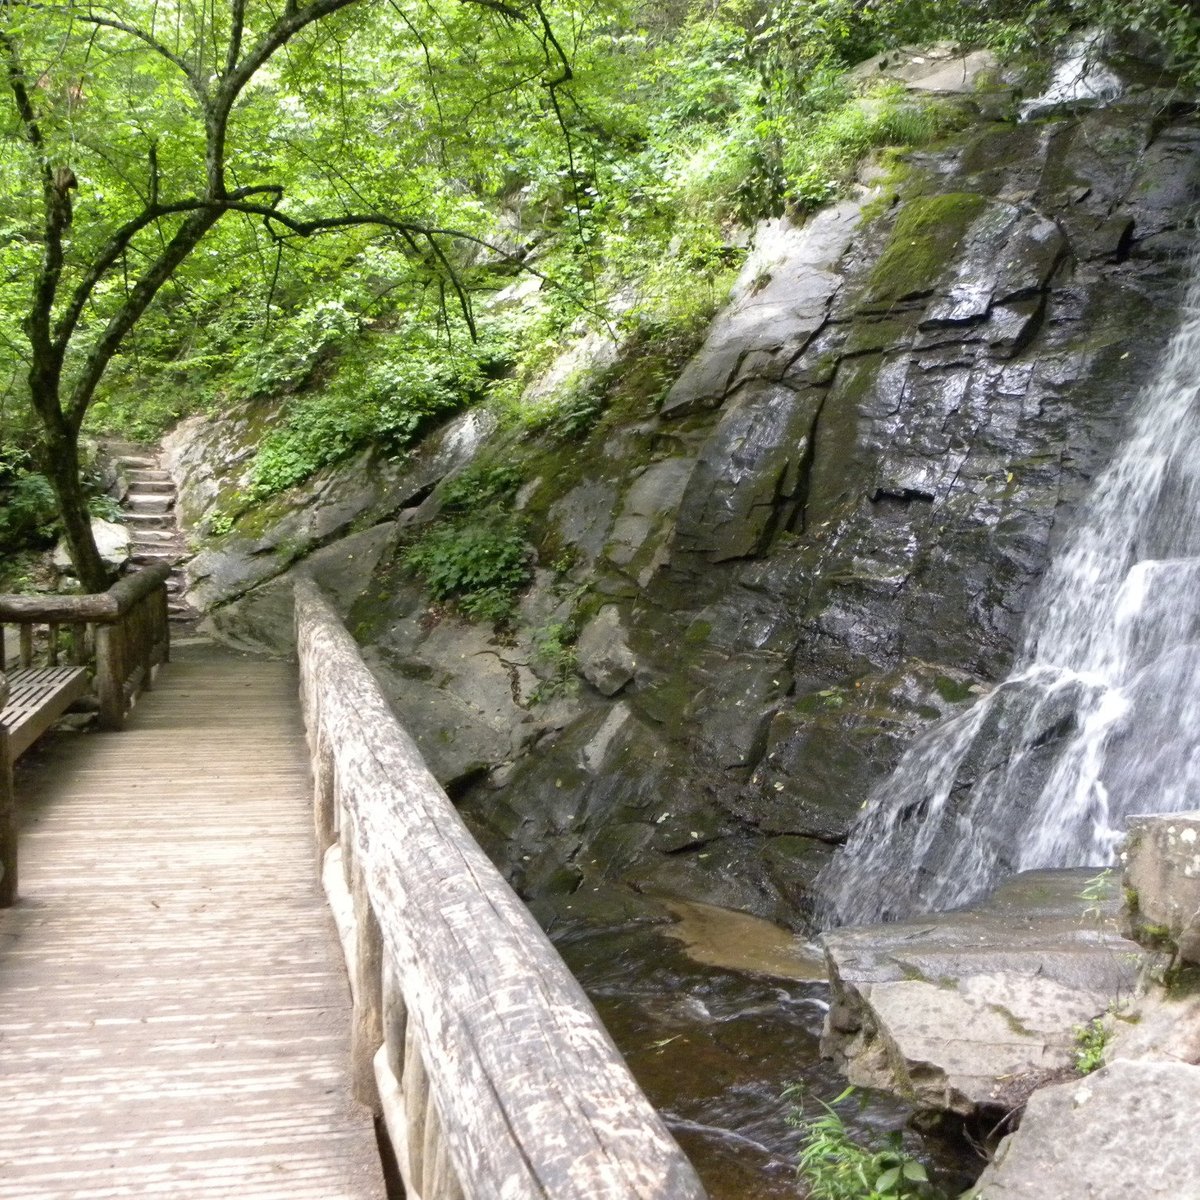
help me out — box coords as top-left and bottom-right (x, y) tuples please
(0, 642), (385, 1199)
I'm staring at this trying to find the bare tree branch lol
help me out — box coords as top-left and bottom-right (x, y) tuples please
(223, 0), (365, 100)
(52, 183), (285, 352)
(220, 201), (612, 330)
(1, 29), (66, 386)
(225, 0), (245, 75)
(65, 205), (224, 428)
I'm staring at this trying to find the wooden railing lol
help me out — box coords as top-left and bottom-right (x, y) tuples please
(0, 562), (172, 729)
(294, 577), (707, 1200)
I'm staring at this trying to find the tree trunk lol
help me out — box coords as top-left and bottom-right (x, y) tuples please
(39, 428), (110, 593)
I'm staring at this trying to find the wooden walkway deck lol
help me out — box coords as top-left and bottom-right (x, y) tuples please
(0, 642), (385, 1199)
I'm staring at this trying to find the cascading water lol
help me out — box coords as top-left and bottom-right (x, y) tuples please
(820, 257), (1200, 925)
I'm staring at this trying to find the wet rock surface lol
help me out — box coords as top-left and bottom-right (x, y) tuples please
(174, 88), (1200, 931)
(167, 409), (496, 653)
(554, 915), (976, 1200)
(820, 869), (1146, 1116)
(454, 101), (1200, 928)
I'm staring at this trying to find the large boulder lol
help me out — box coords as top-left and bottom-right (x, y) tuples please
(1122, 811), (1200, 963)
(173, 408), (496, 625)
(847, 43), (1000, 96)
(456, 101), (1200, 928)
(821, 870), (1146, 1115)
(53, 519), (130, 577)
(971, 1060), (1200, 1198)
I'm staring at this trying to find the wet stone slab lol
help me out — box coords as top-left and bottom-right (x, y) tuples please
(820, 869), (1148, 1116)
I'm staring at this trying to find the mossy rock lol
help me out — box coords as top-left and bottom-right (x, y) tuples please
(866, 192), (988, 305)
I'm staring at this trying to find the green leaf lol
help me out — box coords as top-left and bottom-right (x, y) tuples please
(875, 1166), (901, 1192)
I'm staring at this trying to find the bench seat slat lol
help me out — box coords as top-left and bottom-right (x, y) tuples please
(1, 667), (90, 759)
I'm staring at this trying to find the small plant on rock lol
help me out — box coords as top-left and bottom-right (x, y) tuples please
(1072, 1017), (1109, 1074)
(530, 619), (580, 701)
(404, 516), (532, 623)
(786, 1084), (943, 1199)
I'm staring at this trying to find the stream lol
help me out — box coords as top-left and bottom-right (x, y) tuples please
(553, 902), (979, 1199)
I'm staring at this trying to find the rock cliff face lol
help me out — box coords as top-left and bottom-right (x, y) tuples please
(174, 81), (1200, 931)
(459, 98), (1200, 929)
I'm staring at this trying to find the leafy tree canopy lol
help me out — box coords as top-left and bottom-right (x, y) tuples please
(2, 0), (1199, 588)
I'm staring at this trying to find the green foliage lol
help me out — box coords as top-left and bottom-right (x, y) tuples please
(981, 0), (1200, 82)
(0, 451), (57, 550)
(404, 516), (532, 622)
(531, 619), (580, 700)
(1078, 867), (1115, 920)
(512, 371), (610, 439)
(9, 0), (1200, 556)
(87, 492), (125, 524)
(1073, 1017), (1109, 1074)
(441, 464), (524, 512)
(248, 316), (511, 498)
(786, 1085), (943, 1200)
(208, 510), (238, 538)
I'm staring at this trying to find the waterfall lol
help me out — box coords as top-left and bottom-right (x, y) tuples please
(819, 261), (1200, 925)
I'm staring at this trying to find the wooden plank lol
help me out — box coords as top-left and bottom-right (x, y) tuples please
(294, 578), (706, 1200)
(1, 667), (89, 759)
(0, 646), (385, 1199)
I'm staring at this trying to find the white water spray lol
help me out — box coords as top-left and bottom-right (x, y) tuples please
(820, 263), (1200, 924)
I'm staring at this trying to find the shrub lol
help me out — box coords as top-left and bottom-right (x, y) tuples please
(404, 516), (532, 622)
(787, 1085), (943, 1200)
(0, 452), (58, 551)
(440, 463), (524, 512)
(1073, 1017), (1109, 1074)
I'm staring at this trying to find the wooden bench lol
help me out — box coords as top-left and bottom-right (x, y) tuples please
(0, 665), (91, 904)
(0, 561), (172, 907)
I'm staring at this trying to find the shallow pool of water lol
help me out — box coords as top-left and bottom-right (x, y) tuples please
(553, 915), (978, 1198)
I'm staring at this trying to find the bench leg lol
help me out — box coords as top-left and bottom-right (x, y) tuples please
(0, 735), (15, 907)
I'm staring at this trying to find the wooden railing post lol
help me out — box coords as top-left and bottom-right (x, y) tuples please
(314, 725), (337, 862)
(158, 587), (170, 664)
(348, 847), (384, 1112)
(95, 621), (127, 730)
(0, 669), (13, 908)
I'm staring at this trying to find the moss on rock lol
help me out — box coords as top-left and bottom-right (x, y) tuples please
(867, 192), (988, 305)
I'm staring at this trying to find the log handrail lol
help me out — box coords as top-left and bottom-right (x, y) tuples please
(0, 561), (171, 624)
(0, 562), (172, 729)
(294, 576), (707, 1200)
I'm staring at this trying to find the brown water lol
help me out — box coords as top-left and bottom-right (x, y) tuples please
(553, 909), (978, 1199)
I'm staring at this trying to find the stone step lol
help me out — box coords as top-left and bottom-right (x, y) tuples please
(123, 512), (174, 527)
(126, 495), (173, 514)
(116, 440), (193, 619)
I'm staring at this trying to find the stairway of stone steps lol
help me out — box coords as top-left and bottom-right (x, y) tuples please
(107, 441), (196, 622)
